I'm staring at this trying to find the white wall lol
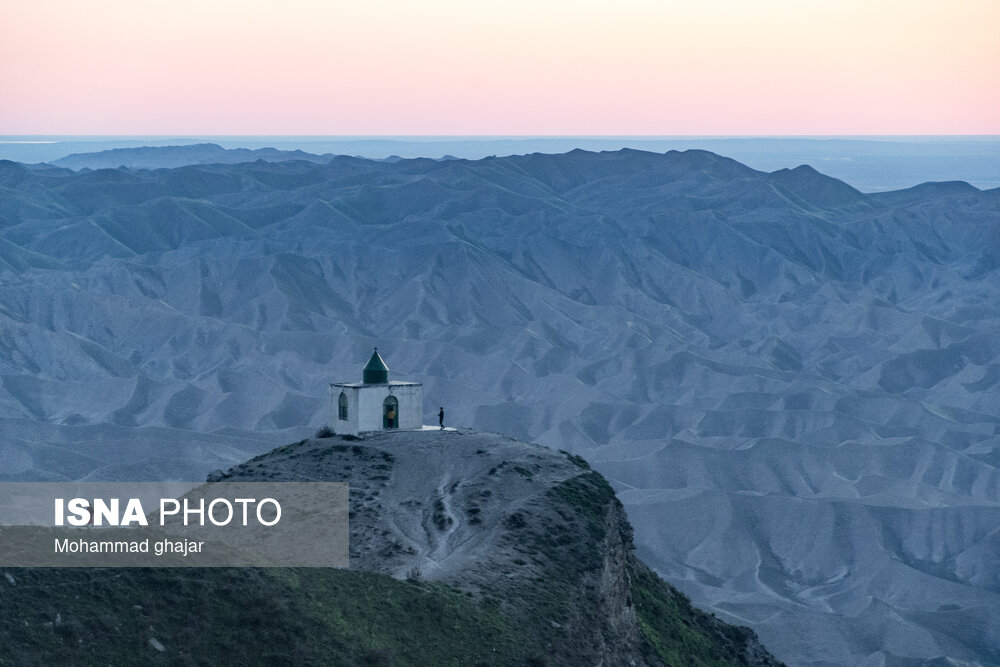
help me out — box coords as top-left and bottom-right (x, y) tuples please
(331, 386), (360, 435)
(331, 383), (423, 435)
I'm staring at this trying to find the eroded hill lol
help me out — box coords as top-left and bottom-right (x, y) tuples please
(1, 429), (781, 666)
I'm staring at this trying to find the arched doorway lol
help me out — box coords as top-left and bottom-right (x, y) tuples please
(383, 396), (399, 429)
(338, 392), (348, 421)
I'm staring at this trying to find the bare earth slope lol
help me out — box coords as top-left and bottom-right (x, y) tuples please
(212, 428), (781, 666)
(1, 149), (998, 664)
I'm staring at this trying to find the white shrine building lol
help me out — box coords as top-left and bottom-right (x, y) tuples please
(330, 348), (423, 435)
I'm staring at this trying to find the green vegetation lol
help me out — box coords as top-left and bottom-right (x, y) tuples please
(558, 450), (591, 470)
(508, 471), (774, 666)
(0, 567), (522, 666)
(630, 564), (766, 667)
(0, 438), (778, 666)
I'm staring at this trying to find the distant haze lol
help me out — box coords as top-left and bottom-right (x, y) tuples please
(3, 136), (1000, 192)
(1, 1), (998, 134)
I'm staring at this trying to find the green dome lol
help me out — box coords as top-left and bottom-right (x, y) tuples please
(363, 348), (389, 384)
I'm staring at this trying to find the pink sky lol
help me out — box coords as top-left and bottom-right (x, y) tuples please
(1, 0), (998, 135)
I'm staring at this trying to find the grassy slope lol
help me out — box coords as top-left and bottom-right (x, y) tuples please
(1, 567), (519, 666)
(0, 446), (778, 666)
(1, 563), (769, 666)
(540, 469), (775, 667)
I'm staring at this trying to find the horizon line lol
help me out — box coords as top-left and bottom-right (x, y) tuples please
(3, 134), (1000, 140)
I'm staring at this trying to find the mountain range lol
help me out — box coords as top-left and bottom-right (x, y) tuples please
(1, 147), (998, 665)
(49, 143), (338, 170)
(5, 138), (999, 193)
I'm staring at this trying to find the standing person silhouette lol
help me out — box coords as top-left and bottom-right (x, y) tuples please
(438, 407), (444, 429)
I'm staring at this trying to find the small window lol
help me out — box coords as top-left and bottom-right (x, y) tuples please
(338, 392), (348, 421)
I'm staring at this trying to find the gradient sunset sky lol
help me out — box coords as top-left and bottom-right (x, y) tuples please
(2, 0), (997, 135)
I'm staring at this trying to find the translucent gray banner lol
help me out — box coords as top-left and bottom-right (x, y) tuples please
(0, 482), (349, 567)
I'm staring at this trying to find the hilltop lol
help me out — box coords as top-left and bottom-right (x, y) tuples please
(0, 429), (781, 666)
